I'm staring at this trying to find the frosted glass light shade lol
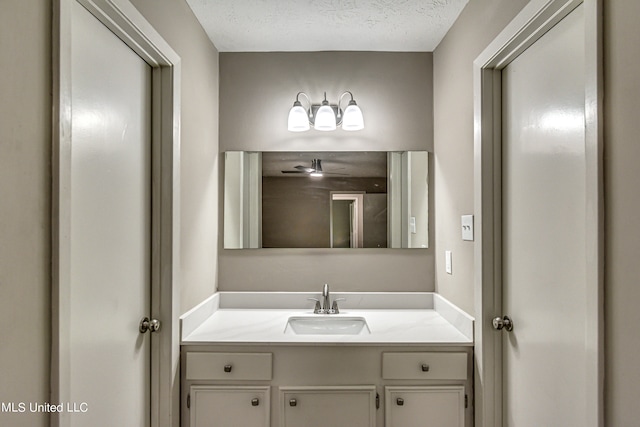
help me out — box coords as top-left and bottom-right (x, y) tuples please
(314, 104), (337, 131)
(341, 103), (364, 131)
(288, 105), (310, 132)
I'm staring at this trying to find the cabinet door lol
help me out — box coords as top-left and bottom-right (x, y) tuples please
(385, 386), (464, 427)
(280, 386), (376, 427)
(190, 386), (270, 427)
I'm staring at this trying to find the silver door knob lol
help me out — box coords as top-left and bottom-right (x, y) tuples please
(139, 317), (161, 333)
(492, 315), (514, 332)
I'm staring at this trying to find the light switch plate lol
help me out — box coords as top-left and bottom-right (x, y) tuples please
(445, 250), (452, 274)
(461, 215), (474, 241)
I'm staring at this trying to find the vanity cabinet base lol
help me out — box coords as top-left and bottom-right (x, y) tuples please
(181, 346), (472, 427)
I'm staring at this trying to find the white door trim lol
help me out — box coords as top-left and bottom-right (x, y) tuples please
(472, 1), (603, 426)
(51, 1), (181, 426)
(331, 192), (365, 248)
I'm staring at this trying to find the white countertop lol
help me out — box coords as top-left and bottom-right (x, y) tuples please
(180, 292), (474, 347)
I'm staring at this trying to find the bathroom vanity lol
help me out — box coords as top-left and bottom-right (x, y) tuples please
(180, 292), (474, 427)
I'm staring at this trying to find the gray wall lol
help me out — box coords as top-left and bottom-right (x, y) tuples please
(0, 2), (51, 426)
(130, 0), (220, 314)
(433, 0), (530, 315)
(0, 0), (218, 425)
(218, 52), (435, 292)
(219, 52), (433, 152)
(604, 0), (640, 424)
(434, 0), (640, 424)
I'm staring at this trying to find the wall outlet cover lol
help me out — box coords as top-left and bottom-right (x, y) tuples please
(445, 250), (452, 274)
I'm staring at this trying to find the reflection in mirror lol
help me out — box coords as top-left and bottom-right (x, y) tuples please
(331, 192), (366, 248)
(223, 151), (428, 249)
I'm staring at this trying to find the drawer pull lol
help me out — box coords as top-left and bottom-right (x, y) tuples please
(223, 364), (233, 373)
(396, 398), (404, 406)
(289, 398), (297, 407)
(421, 363), (430, 372)
(251, 398), (260, 406)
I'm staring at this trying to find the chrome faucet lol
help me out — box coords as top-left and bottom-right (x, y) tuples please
(322, 283), (331, 314)
(307, 284), (344, 314)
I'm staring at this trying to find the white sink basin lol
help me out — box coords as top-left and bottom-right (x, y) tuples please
(285, 316), (370, 335)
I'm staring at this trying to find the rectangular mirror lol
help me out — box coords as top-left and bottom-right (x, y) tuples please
(224, 151), (428, 249)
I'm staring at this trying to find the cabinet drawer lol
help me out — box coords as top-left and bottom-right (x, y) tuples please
(186, 352), (272, 380)
(382, 352), (467, 380)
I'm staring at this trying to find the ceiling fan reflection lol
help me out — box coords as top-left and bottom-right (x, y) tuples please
(281, 159), (347, 177)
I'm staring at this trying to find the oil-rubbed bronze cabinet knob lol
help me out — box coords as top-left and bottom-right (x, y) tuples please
(223, 364), (232, 373)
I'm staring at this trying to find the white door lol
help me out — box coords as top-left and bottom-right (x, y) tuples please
(500, 4), (586, 426)
(69, 2), (152, 426)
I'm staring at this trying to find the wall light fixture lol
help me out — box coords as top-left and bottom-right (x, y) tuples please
(287, 91), (364, 132)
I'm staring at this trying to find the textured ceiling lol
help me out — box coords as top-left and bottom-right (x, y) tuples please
(186, 0), (469, 52)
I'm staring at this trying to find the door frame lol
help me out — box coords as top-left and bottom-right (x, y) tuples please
(51, 1), (181, 426)
(472, 0), (603, 426)
(330, 192), (365, 248)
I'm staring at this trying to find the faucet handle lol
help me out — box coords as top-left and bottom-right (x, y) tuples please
(307, 298), (322, 314)
(331, 298), (346, 314)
